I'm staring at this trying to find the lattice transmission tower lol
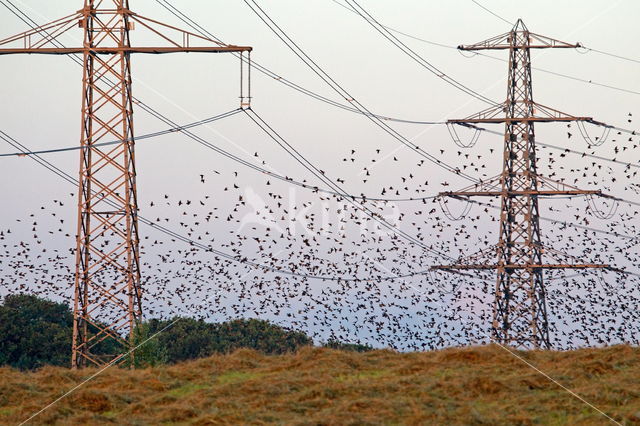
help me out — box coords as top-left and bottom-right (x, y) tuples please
(0, 1), (252, 368)
(433, 19), (610, 349)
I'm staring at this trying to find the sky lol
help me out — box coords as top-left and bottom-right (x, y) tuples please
(0, 0), (639, 349)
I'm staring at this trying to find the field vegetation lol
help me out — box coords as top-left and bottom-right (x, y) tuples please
(1, 344), (639, 424)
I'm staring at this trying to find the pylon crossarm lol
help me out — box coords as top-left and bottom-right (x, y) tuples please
(459, 36), (577, 51)
(440, 173), (601, 198)
(128, 12), (252, 52)
(457, 31), (511, 51)
(449, 101), (592, 124)
(586, 119), (611, 128)
(531, 102), (591, 122)
(441, 189), (601, 197)
(448, 103), (507, 124)
(431, 263), (610, 271)
(0, 10), (252, 55)
(437, 175), (600, 197)
(535, 174), (601, 194)
(597, 193), (624, 203)
(458, 26), (579, 51)
(540, 246), (604, 268)
(527, 32), (580, 49)
(0, 46), (253, 55)
(0, 12), (82, 53)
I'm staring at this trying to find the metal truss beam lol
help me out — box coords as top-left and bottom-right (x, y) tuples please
(433, 19), (609, 349)
(0, 0), (252, 368)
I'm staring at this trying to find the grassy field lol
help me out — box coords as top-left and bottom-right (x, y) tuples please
(1, 344), (639, 425)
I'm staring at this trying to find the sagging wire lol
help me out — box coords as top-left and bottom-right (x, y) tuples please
(0, 108), (243, 157)
(242, 0), (480, 184)
(586, 194), (619, 220)
(438, 196), (473, 221)
(576, 120), (612, 147)
(343, 0), (499, 106)
(1, 127), (440, 283)
(154, 0), (446, 125)
(243, 107), (454, 260)
(594, 268), (626, 297)
(446, 122), (482, 148)
(457, 49), (479, 59)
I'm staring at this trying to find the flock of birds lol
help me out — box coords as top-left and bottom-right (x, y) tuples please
(1, 109), (639, 351)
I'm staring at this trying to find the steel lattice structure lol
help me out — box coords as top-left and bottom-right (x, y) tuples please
(432, 20), (610, 349)
(0, 0), (252, 368)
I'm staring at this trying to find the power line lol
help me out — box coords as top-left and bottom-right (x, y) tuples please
(154, 0), (640, 179)
(343, 0), (498, 106)
(2, 109), (635, 204)
(0, 1), (453, 207)
(2, 0), (453, 207)
(244, 107), (453, 259)
(475, 51), (640, 97)
(330, 0), (453, 49)
(582, 46), (640, 66)
(0, 108), (242, 157)
(0, 2), (450, 277)
(153, 0), (445, 126)
(157, 0), (640, 134)
(5, 121), (633, 259)
(0, 107), (443, 202)
(473, 124), (640, 167)
(465, 195), (640, 242)
(470, 0), (514, 25)
(0, 3), (442, 280)
(3, 1), (638, 278)
(332, 0), (640, 98)
(0, 128), (436, 282)
(469, 0), (640, 66)
(538, 142), (640, 170)
(242, 0), (480, 184)
(0, 16), (634, 205)
(5, 115), (638, 204)
(154, 0), (640, 155)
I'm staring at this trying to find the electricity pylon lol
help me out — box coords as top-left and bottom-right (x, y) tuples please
(432, 19), (609, 349)
(0, 1), (252, 368)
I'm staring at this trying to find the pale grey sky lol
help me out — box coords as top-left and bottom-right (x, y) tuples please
(0, 0), (638, 348)
(0, 0), (637, 211)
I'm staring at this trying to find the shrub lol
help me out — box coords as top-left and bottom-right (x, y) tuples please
(0, 294), (73, 369)
(323, 338), (373, 352)
(148, 317), (313, 363)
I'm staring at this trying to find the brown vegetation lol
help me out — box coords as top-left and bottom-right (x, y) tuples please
(1, 344), (639, 425)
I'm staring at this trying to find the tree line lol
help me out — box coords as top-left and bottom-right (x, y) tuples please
(0, 294), (371, 370)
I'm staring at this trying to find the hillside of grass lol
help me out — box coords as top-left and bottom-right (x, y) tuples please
(1, 344), (639, 425)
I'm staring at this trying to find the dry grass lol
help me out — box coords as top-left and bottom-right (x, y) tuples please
(1, 345), (640, 425)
